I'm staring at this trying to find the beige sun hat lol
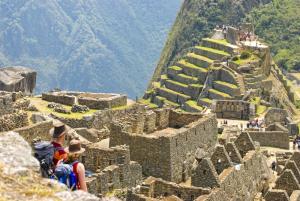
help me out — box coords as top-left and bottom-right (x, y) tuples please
(49, 122), (69, 138)
(65, 139), (85, 154)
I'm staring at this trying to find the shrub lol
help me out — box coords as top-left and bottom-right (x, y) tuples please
(232, 56), (239, 61)
(240, 51), (251, 60)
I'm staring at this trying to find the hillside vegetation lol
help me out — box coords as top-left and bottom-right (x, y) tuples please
(0, 0), (181, 97)
(149, 0), (272, 87)
(149, 0), (300, 89)
(247, 0), (300, 71)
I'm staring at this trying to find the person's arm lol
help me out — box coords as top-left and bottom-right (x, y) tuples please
(77, 163), (88, 192)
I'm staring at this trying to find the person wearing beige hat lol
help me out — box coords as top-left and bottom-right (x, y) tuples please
(64, 139), (87, 192)
(50, 122), (69, 167)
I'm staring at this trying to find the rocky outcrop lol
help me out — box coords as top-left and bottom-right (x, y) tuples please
(0, 66), (36, 94)
(0, 131), (115, 201)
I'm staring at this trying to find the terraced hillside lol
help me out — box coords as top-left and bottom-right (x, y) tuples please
(143, 27), (297, 115)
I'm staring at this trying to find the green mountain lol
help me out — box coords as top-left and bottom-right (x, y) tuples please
(0, 0), (181, 97)
(149, 0), (274, 87)
(149, 0), (300, 87)
(247, 0), (300, 71)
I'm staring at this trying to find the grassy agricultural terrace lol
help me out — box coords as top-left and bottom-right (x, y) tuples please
(144, 37), (241, 112)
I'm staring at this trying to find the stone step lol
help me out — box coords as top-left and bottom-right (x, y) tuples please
(194, 46), (230, 61)
(186, 53), (213, 68)
(246, 82), (261, 90)
(165, 79), (190, 96)
(152, 96), (180, 108)
(244, 76), (263, 83)
(213, 81), (239, 97)
(157, 87), (191, 105)
(176, 60), (208, 82)
(167, 66), (183, 77)
(171, 73), (199, 85)
(208, 88), (232, 100)
(201, 38), (238, 54)
(198, 98), (213, 107)
(185, 100), (203, 112)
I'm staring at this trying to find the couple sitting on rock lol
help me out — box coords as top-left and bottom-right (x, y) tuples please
(50, 122), (87, 192)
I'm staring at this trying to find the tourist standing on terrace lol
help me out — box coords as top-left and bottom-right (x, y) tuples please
(64, 139), (88, 192)
(50, 122), (68, 167)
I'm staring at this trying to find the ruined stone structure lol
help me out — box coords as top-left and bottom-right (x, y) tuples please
(0, 66), (36, 94)
(264, 108), (290, 126)
(131, 131), (272, 201)
(110, 109), (218, 183)
(84, 144), (142, 195)
(211, 100), (255, 120)
(42, 91), (127, 109)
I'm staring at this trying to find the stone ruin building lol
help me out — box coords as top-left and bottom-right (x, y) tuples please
(110, 109), (218, 183)
(42, 91), (127, 109)
(0, 66), (36, 94)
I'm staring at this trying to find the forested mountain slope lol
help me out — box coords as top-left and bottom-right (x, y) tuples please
(148, 0), (300, 88)
(0, 0), (181, 97)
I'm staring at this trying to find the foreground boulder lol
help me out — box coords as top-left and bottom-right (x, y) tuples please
(0, 66), (36, 94)
(0, 131), (107, 201)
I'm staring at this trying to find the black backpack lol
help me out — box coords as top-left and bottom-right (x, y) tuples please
(33, 140), (55, 178)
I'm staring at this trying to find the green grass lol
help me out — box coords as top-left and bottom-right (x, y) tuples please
(178, 73), (198, 81)
(214, 81), (238, 89)
(169, 66), (182, 71)
(200, 98), (213, 104)
(256, 105), (267, 115)
(138, 98), (158, 109)
(209, 89), (232, 98)
(186, 100), (203, 111)
(187, 53), (214, 63)
(190, 83), (203, 88)
(152, 81), (161, 88)
(166, 79), (188, 88)
(29, 97), (98, 119)
(159, 87), (190, 99)
(195, 46), (230, 56)
(203, 38), (231, 46)
(164, 99), (180, 107)
(177, 59), (208, 72)
(250, 96), (261, 105)
(161, 74), (168, 80)
(233, 54), (259, 65)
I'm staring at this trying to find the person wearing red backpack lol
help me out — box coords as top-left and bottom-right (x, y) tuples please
(64, 139), (88, 192)
(50, 122), (68, 167)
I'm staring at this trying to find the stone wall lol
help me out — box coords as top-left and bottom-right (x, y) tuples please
(14, 120), (53, 143)
(212, 100), (253, 120)
(264, 108), (289, 126)
(0, 111), (29, 132)
(246, 131), (289, 149)
(0, 92), (14, 115)
(78, 94), (127, 110)
(84, 143), (142, 195)
(42, 93), (75, 106)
